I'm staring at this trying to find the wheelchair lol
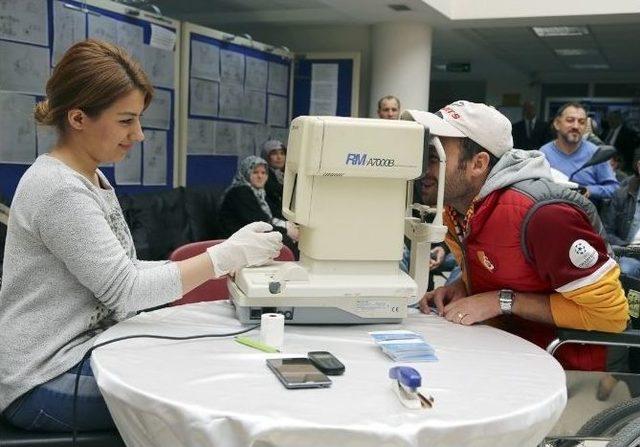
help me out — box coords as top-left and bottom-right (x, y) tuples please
(542, 246), (640, 447)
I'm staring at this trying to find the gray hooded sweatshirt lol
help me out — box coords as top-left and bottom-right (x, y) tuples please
(478, 149), (555, 201)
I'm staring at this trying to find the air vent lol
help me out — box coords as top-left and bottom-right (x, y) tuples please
(388, 4), (411, 11)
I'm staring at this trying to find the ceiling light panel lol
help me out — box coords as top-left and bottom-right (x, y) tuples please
(555, 48), (596, 56)
(570, 63), (609, 70)
(388, 4), (411, 11)
(533, 26), (589, 37)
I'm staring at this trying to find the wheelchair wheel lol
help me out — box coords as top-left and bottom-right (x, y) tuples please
(607, 416), (640, 447)
(556, 398), (640, 447)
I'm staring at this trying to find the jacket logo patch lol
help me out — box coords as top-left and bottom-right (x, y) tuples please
(569, 239), (598, 269)
(477, 250), (495, 272)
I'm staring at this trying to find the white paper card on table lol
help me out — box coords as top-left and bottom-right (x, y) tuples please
(190, 40), (220, 82)
(0, 92), (36, 164)
(370, 330), (438, 362)
(143, 89), (171, 130)
(0, 0), (48, 45)
(149, 24), (176, 51)
(190, 78), (218, 117)
(115, 142), (142, 185)
(0, 40), (49, 95)
(142, 130), (167, 185)
(187, 119), (215, 155)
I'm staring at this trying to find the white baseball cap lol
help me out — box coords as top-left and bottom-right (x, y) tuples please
(400, 100), (513, 158)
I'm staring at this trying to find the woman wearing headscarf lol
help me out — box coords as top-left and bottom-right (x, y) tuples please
(260, 140), (286, 218)
(220, 156), (298, 255)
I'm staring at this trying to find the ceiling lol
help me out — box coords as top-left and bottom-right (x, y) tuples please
(142, 0), (640, 84)
(147, 0), (448, 25)
(459, 23), (640, 82)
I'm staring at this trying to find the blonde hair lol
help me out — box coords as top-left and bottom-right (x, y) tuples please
(34, 39), (154, 133)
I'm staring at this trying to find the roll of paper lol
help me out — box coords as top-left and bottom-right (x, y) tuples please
(261, 313), (284, 349)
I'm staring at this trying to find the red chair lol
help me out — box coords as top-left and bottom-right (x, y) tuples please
(169, 240), (295, 305)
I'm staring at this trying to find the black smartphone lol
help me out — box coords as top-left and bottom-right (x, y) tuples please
(266, 358), (332, 389)
(308, 351), (345, 375)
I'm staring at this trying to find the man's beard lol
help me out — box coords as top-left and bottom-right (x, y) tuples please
(560, 131), (581, 145)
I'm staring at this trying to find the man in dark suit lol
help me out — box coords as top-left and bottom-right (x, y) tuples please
(512, 101), (551, 150)
(603, 111), (639, 173)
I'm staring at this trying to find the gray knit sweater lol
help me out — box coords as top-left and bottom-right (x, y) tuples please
(0, 155), (182, 411)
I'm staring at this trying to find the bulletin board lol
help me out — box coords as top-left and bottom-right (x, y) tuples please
(0, 0), (181, 201)
(179, 22), (293, 188)
(292, 52), (360, 119)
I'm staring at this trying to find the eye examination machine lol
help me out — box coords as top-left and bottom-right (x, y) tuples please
(229, 115), (447, 324)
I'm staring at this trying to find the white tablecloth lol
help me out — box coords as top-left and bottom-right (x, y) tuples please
(91, 302), (567, 447)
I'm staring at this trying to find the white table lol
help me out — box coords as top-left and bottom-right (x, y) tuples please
(91, 302), (567, 447)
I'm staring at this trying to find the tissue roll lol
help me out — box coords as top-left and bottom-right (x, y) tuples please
(261, 313), (284, 348)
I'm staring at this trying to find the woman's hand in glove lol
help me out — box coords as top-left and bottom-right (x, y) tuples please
(207, 222), (283, 277)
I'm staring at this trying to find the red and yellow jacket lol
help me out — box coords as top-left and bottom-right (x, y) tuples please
(445, 183), (628, 371)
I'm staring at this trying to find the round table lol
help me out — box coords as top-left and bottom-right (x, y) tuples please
(91, 301), (566, 447)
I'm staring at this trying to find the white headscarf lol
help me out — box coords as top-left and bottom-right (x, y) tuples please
(227, 156), (272, 218)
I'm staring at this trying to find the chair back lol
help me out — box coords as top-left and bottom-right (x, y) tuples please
(169, 239), (295, 305)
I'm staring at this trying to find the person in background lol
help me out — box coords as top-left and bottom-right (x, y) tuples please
(583, 117), (629, 184)
(220, 156), (299, 256)
(412, 100), (627, 372)
(598, 153), (640, 400)
(610, 152), (630, 184)
(0, 39), (282, 432)
(260, 139), (286, 219)
(511, 100), (550, 150)
(539, 102), (619, 208)
(603, 111), (640, 174)
(377, 95), (401, 120)
(604, 155), (640, 277)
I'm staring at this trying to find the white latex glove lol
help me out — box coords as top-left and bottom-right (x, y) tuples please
(207, 222), (283, 277)
(285, 221), (299, 242)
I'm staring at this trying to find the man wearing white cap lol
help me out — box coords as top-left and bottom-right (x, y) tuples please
(403, 100), (627, 371)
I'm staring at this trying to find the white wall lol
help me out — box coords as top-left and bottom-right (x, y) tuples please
(370, 22), (432, 114)
(221, 24), (372, 117)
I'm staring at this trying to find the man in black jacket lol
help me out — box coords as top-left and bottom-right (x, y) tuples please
(603, 111), (639, 173)
(512, 101), (551, 150)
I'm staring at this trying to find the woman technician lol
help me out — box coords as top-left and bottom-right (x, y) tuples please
(0, 39), (282, 431)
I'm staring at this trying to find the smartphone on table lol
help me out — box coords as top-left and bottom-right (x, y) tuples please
(308, 351), (345, 375)
(266, 358), (332, 389)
